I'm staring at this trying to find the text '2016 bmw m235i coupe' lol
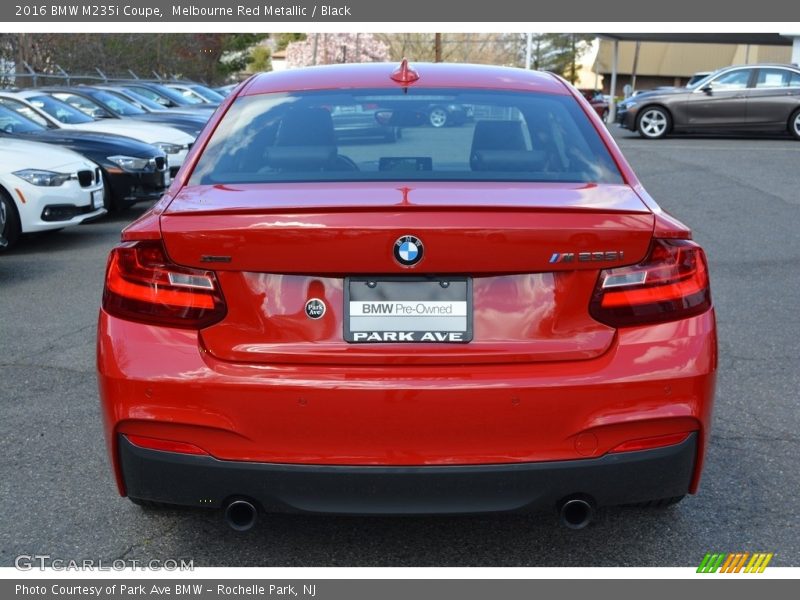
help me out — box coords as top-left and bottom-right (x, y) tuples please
(97, 62), (717, 531)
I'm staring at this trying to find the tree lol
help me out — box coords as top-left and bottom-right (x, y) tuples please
(521, 34), (595, 82)
(285, 33), (389, 67)
(0, 33), (268, 84)
(248, 45), (272, 73)
(274, 33), (306, 52)
(376, 33), (520, 66)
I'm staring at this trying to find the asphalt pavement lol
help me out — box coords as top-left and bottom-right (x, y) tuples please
(1, 129), (799, 567)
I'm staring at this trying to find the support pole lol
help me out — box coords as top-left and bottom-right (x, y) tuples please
(631, 40), (640, 93)
(525, 33), (532, 69)
(608, 40), (619, 124)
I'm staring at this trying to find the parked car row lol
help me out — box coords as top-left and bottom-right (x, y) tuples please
(0, 80), (220, 250)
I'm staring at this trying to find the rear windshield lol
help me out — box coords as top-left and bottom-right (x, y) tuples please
(189, 88), (623, 185)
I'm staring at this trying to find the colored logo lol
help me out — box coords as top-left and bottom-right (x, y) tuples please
(394, 235), (424, 267)
(304, 298), (326, 319)
(697, 552), (774, 573)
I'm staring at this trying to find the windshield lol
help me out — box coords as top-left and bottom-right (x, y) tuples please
(109, 88), (164, 111)
(171, 86), (207, 104)
(190, 88), (623, 186)
(686, 68), (725, 90)
(127, 84), (199, 106)
(190, 85), (225, 102)
(0, 105), (46, 134)
(25, 94), (94, 124)
(0, 98), (53, 128)
(87, 90), (146, 115)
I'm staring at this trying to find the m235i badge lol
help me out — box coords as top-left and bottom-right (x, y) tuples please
(549, 251), (625, 263)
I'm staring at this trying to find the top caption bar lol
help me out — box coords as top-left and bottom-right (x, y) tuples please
(4, 0), (800, 22)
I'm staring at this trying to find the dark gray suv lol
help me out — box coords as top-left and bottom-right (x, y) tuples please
(616, 64), (800, 140)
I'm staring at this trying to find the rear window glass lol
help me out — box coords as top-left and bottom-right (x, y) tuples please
(189, 88), (623, 185)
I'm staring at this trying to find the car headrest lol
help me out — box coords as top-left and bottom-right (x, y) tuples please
(264, 146), (338, 171)
(470, 150), (548, 172)
(276, 107), (337, 147)
(470, 120), (530, 170)
(471, 120), (527, 151)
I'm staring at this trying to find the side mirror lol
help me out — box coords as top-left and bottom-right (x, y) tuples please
(700, 85), (713, 95)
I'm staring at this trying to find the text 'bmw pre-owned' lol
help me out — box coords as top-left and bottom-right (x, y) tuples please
(97, 62), (717, 531)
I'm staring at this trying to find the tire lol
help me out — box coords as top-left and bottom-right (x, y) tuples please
(0, 188), (21, 251)
(789, 108), (800, 141)
(428, 106), (448, 128)
(102, 173), (123, 213)
(637, 106), (671, 139)
(626, 495), (685, 509)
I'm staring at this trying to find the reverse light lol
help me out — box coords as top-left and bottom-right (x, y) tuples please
(13, 169), (71, 186)
(102, 240), (226, 329)
(589, 239), (711, 327)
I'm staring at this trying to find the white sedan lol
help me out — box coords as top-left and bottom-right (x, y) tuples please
(0, 138), (105, 250)
(10, 90), (193, 176)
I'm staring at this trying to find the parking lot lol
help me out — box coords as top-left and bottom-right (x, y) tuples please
(1, 129), (799, 567)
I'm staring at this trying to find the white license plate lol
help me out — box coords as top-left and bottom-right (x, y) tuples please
(344, 277), (473, 343)
(91, 190), (103, 210)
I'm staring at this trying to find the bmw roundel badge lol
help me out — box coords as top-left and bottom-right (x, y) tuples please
(394, 235), (424, 267)
(305, 298), (326, 319)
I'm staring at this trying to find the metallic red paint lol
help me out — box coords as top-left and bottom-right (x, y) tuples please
(98, 63), (717, 506)
(98, 308), (716, 490)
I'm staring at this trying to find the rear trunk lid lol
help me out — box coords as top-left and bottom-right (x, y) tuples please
(161, 182), (654, 365)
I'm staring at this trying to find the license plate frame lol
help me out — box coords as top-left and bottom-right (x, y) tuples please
(344, 276), (473, 344)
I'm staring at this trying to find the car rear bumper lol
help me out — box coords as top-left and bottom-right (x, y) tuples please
(98, 309), (717, 504)
(119, 432), (697, 514)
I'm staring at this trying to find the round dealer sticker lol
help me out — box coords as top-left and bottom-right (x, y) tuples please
(305, 298), (326, 319)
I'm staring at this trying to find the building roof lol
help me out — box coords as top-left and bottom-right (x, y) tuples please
(598, 33), (795, 46)
(593, 41), (793, 77)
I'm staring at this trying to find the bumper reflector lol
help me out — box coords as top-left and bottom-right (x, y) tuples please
(609, 432), (691, 454)
(125, 434), (208, 456)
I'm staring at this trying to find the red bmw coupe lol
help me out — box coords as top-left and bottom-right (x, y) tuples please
(97, 62), (717, 530)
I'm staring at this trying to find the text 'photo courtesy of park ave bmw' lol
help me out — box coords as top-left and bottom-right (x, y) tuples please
(1, 32), (800, 567)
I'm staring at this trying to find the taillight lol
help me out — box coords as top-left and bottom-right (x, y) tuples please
(589, 238), (711, 327)
(102, 240), (226, 329)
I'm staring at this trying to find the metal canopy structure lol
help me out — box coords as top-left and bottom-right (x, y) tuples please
(597, 33), (800, 121)
(598, 33), (795, 46)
